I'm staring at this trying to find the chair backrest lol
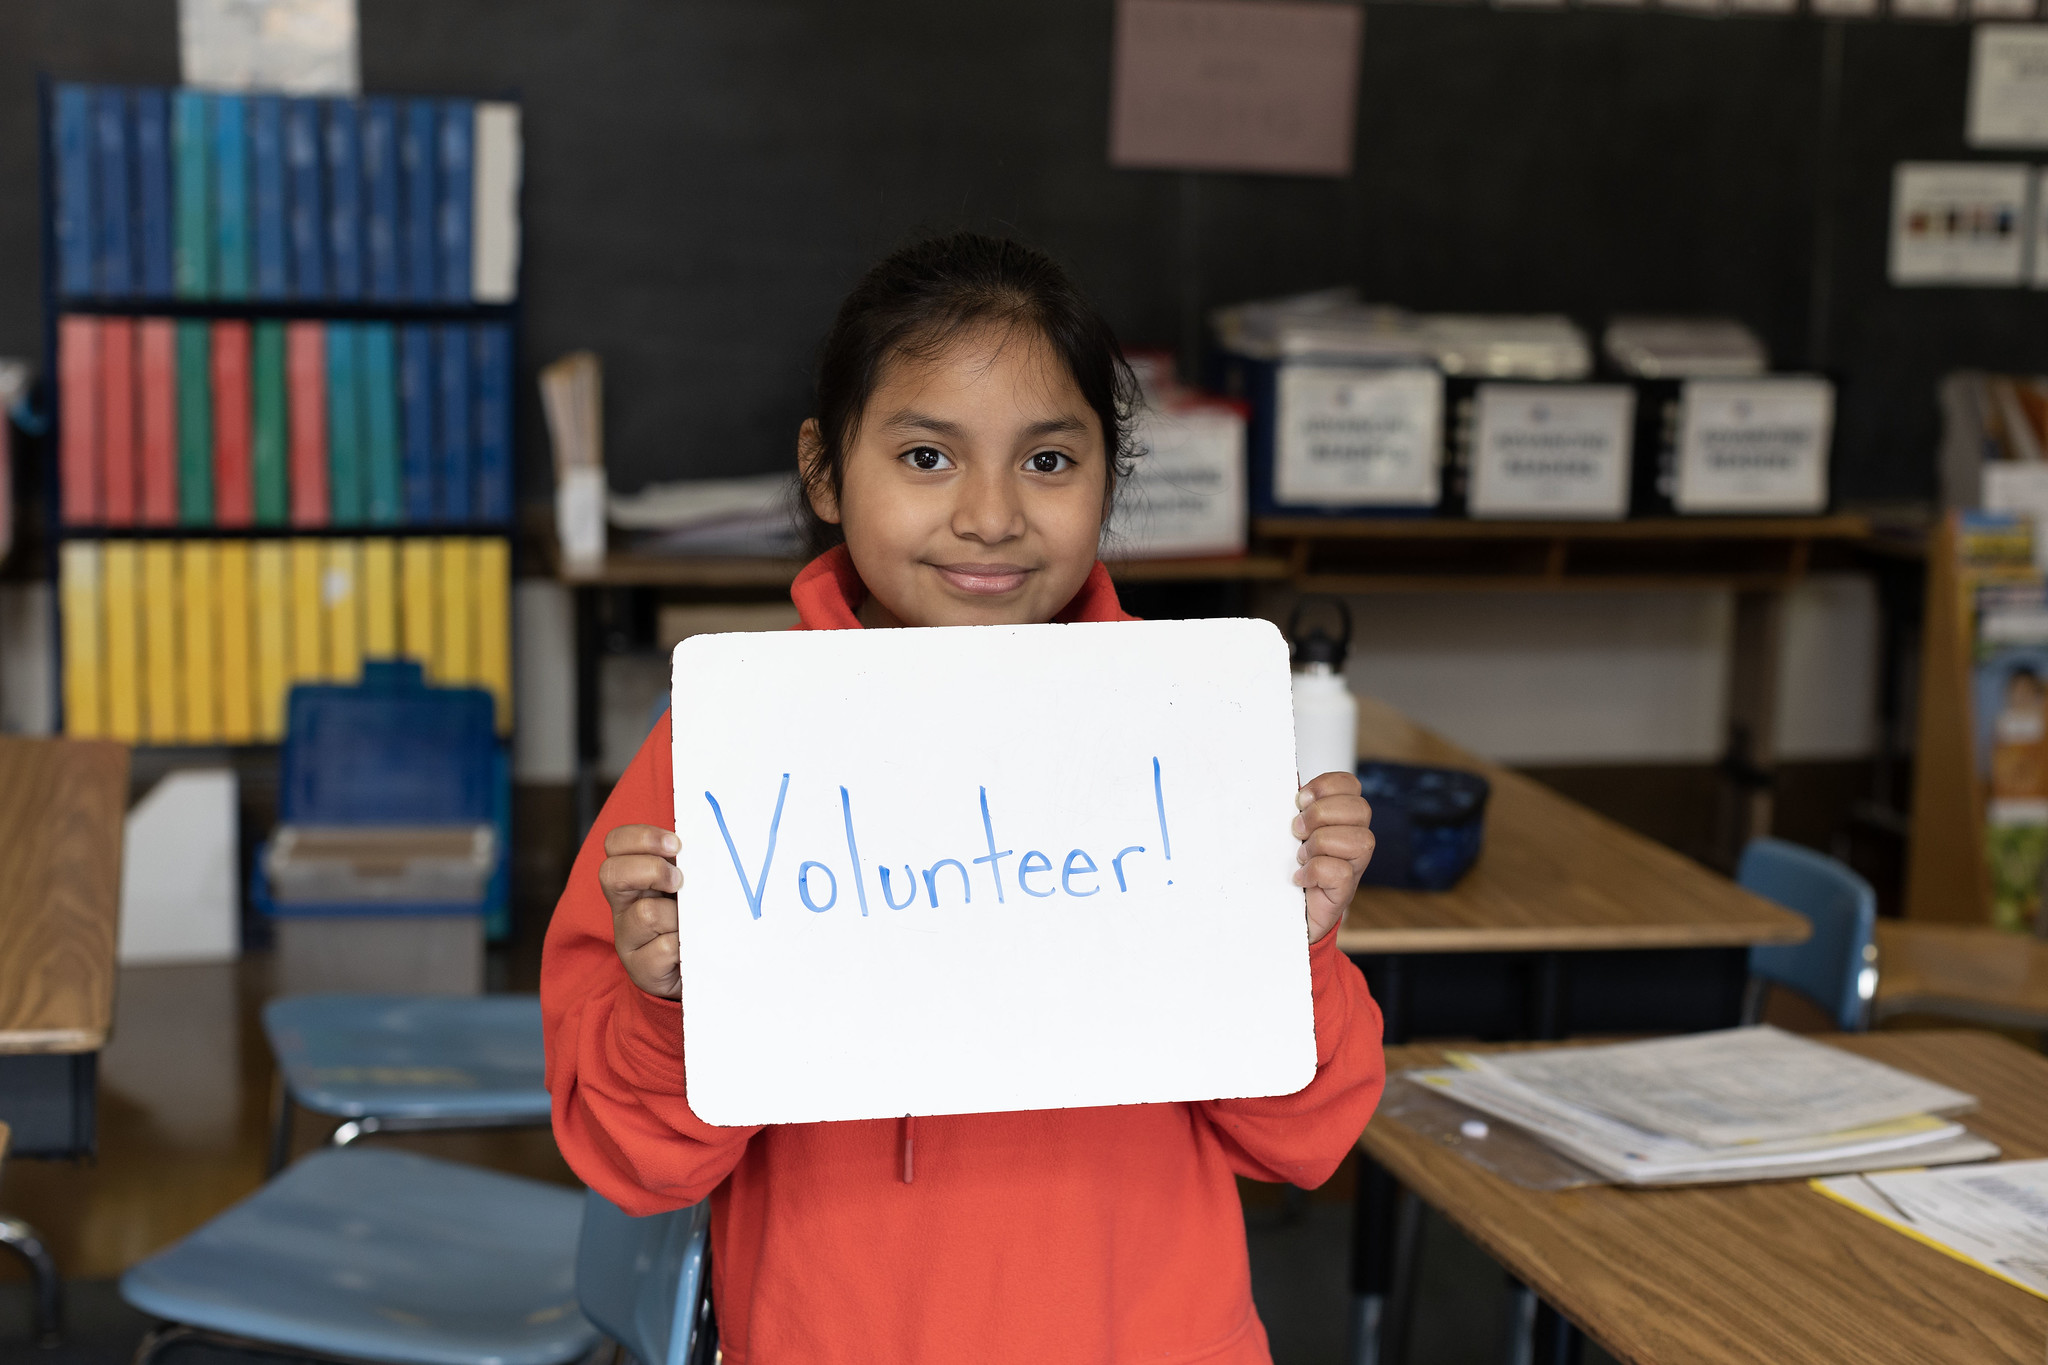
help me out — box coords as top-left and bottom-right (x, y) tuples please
(575, 1190), (712, 1365)
(1738, 837), (1878, 1032)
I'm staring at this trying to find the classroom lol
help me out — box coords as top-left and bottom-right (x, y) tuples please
(4, 0), (2048, 1362)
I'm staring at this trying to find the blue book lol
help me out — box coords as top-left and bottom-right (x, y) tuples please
(324, 98), (361, 300)
(284, 97), (324, 298)
(398, 323), (436, 522)
(361, 324), (402, 524)
(472, 323), (513, 523)
(212, 92), (250, 298)
(436, 325), (472, 521)
(133, 88), (173, 298)
(171, 89), (210, 297)
(324, 322), (362, 522)
(399, 99), (436, 302)
(94, 87), (133, 297)
(436, 100), (473, 304)
(360, 97), (400, 301)
(248, 94), (287, 299)
(54, 84), (95, 297)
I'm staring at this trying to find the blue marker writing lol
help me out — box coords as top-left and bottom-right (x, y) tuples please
(1152, 757), (1172, 861)
(839, 786), (870, 917)
(972, 786), (1014, 903)
(704, 772), (789, 920)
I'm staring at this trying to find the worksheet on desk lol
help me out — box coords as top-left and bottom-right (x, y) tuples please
(669, 617), (1315, 1127)
(1817, 1160), (2048, 1299)
(1472, 1027), (1977, 1147)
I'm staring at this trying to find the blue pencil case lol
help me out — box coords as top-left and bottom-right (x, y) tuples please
(1356, 761), (1490, 892)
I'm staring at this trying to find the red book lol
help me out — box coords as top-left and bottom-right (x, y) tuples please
(98, 317), (138, 525)
(286, 321), (328, 526)
(138, 319), (178, 526)
(58, 315), (99, 525)
(212, 321), (254, 527)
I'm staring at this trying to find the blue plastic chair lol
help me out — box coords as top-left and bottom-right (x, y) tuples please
(121, 1146), (597, 1365)
(575, 1191), (714, 1365)
(264, 994), (552, 1172)
(1737, 837), (1879, 1032)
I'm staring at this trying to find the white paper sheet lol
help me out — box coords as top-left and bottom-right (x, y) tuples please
(1816, 1159), (2048, 1299)
(1472, 1027), (1976, 1148)
(671, 617), (1315, 1126)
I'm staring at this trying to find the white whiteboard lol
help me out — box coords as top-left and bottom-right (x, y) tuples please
(671, 617), (1315, 1126)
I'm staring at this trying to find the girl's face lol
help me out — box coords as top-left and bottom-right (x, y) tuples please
(805, 324), (1109, 628)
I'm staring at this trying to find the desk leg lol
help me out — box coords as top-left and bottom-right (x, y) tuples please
(1528, 953), (1565, 1041)
(1720, 587), (1787, 865)
(0, 1214), (60, 1345)
(573, 585), (602, 840)
(1350, 953), (1414, 1365)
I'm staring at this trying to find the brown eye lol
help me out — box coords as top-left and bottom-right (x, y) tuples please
(1027, 451), (1072, 473)
(902, 446), (953, 472)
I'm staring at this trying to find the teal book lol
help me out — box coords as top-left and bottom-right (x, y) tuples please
(172, 90), (211, 297)
(213, 93), (250, 298)
(176, 320), (213, 523)
(360, 323), (402, 524)
(325, 321), (363, 523)
(252, 321), (288, 524)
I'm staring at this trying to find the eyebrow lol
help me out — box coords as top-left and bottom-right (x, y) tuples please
(881, 410), (1092, 441)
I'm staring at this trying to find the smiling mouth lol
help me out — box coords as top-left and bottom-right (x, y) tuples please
(930, 562), (1032, 595)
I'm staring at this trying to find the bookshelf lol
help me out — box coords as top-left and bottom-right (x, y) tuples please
(40, 76), (523, 749)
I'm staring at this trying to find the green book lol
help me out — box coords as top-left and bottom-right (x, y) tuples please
(172, 90), (211, 298)
(251, 321), (287, 524)
(360, 323), (402, 525)
(326, 322), (363, 523)
(176, 320), (213, 525)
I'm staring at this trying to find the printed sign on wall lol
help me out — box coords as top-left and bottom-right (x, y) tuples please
(1468, 383), (1636, 520)
(1674, 379), (1833, 514)
(1274, 365), (1443, 508)
(1889, 162), (2032, 286)
(1110, 405), (1249, 558)
(671, 618), (1315, 1126)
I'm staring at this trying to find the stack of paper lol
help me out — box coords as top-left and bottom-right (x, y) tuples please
(1409, 1027), (2000, 1186)
(606, 474), (802, 558)
(1815, 1159), (2048, 1299)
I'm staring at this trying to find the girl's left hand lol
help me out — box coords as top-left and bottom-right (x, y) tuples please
(1293, 772), (1375, 944)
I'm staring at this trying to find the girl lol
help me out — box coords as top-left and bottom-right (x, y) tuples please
(543, 234), (1385, 1365)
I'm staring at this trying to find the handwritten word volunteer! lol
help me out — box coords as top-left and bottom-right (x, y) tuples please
(704, 759), (1179, 919)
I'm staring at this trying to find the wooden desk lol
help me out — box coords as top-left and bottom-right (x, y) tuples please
(1338, 695), (1807, 956)
(1875, 921), (2048, 1032)
(1364, 1031), (2048, 1365)
(0, 736), (129, 1160)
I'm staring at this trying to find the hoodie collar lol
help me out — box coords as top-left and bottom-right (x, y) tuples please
(789, 545), (1135, 630)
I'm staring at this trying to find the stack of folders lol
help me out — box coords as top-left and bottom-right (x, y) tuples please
(57, 314), (513, 528)
(1410, 1026), (2000, 1185)
(51, 83), (519, 304)
(57, 537), (511, 746)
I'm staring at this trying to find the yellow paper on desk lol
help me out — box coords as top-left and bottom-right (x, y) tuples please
(1814, 1159), (2048, 1300)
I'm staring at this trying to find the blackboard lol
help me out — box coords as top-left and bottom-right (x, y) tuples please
(4, 0), (2042, 506)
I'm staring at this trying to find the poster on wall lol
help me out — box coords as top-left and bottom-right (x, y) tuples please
(1108, 0), (1364, 176)
(1888, 162), (2032, 286)
(1969, 25), (2048, 148)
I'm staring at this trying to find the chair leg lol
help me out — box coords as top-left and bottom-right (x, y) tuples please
(132, 1324), (199, 1365)
(0, 1214), (61, 1346)
(1379, 1186), (1425, 1365)
(329, 1117), (382, 1147)
(1503, 1278), (1538, 1365)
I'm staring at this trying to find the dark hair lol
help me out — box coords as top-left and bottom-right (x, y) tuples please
(797, 233), (1139, 556)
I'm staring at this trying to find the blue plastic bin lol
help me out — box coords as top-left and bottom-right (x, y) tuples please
(255, 660), (511, 939)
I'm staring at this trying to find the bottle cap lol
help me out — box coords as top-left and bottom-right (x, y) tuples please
(1288, 596), (1352, 669)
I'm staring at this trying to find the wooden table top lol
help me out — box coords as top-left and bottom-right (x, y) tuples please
(1336, 695), (1808, 954)
(1876, 922), (2048, 1031)
(1364, 1031), (2048, 1365)
(0, 737), (129, 1053)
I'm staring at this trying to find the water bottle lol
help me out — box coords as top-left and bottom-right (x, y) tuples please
(1290, 598), (1357, 785)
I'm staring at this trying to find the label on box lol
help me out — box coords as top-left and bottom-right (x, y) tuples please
(1674, 379), (1833, 514)
(1274, 365), (1442, 508)
(1112, 405), (1248, 557)
(1468, 383), (1635, 520)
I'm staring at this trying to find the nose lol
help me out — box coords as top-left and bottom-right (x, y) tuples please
(950, 462), (1025, 545)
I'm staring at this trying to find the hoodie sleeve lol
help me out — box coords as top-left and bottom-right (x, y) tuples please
(1196, 927), (1385, 1189)
(541, 711), (763, 1214)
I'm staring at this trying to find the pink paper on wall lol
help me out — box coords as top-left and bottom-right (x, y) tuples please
(1109, 0), (1363, 177)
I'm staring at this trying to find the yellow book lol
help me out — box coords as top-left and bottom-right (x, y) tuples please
(325, 540), (363, 684)
(290, 539), (324, 684)
(401, 537), (437, 677)
(438, 537), (475, 686)
(252, 541), (290, 740)
(180, 541), (218, 743)
(141, 541), (180, 745)
(217, 542), (254, 743)
(474, 537), (512, 733)
(101, 542), (142, 743)
(58, 541), (104, 737)
(361, 537), (398, 657)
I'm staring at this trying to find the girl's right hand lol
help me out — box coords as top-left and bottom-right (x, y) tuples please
(600, 825), (684, 999)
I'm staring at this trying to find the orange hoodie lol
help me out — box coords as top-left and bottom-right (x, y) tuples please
(542, 547), (1386, 1365)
